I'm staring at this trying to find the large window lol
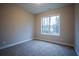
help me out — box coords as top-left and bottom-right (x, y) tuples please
(41, 15), (60, 36)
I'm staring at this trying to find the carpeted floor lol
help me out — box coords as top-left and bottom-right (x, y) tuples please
(0, 40), (77, 56)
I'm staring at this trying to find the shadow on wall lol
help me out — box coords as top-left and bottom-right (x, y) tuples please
(75, 4), (79, 56)
(0, 4), (34, 49)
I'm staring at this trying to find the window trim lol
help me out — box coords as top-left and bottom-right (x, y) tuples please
(41, 15), (60, 36)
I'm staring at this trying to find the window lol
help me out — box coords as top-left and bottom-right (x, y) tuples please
(41, 15), (60, 36)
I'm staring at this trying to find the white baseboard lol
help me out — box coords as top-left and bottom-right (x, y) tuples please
(0, 38), (74, 50)
(0, 39), (32, 50)
(34, 38), (74, 47)
(51, 40), (74, 47)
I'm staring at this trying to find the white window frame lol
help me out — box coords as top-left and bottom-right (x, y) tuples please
(41, 15), (60, 36)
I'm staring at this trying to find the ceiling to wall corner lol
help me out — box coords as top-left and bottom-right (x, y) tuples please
(1, 3), (72, 14)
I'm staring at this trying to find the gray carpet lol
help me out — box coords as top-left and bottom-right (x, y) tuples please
(0, 40), (77, 56)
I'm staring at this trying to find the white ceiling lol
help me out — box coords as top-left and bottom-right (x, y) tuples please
(16, 3), (72, 14)
(1, 3), (72, 14)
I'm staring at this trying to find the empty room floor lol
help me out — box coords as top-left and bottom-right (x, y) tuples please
(0, 40), (77, 56)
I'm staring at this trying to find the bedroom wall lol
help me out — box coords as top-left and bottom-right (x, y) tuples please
(75, 4), (79, 55)
(0, 4), (35, 48)
(34, 5), (74, 47)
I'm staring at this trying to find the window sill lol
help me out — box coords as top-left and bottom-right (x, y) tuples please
(41, 33), (60, 36)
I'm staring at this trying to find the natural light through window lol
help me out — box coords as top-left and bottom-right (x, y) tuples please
(41, 15), (60, 36)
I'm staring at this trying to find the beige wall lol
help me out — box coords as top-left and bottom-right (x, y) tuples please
(34, 5), (74, 46)
(0, 5), (35, 48)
